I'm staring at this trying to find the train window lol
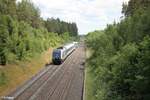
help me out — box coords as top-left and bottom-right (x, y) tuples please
(57, 46), (63, 49)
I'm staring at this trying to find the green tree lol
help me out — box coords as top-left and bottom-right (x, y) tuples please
(0, 0), (17, 17)
(122, 0), (150, 16)
(0, 15), (18, 65)
(17, 0), (42, 28)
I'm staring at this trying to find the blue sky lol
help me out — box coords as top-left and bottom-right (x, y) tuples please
(18, 0), (129, 35)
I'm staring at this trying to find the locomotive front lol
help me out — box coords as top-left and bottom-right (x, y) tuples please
(52, 49), (62, 64)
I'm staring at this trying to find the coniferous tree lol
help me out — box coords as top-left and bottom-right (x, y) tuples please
(0, 0), (17, 17)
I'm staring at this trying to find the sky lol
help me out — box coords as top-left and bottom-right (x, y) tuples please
(18, 0), (129, 35)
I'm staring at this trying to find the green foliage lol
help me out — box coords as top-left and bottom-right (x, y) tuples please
(133, 36), (150, 99)
(17, 0), (42, 28)
(0, 15), (18, 65)
(0, 0), (17, 17)
(122, 0), (150, 16)
(0, 0), (78, 65)
(45, 18), (78, 36)
(86, 0), (150, 100)
(0, 14), (67, 65)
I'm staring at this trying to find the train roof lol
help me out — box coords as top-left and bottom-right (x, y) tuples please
(55, 42), (77, 50)
(64, 43), (74, 49)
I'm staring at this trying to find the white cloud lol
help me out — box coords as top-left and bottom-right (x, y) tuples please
(17, 0), (129, 35)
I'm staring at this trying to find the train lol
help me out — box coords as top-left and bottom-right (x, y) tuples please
(52, 42), (78, 64)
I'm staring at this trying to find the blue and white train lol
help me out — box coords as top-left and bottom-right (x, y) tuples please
(52, 42), (78, 64)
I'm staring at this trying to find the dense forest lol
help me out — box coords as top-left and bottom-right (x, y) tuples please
(0, 0), (78, 65)
(86, 0), (150, 100)
(45, 18), (78, 36)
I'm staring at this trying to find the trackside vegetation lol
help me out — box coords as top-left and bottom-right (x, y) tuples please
(0, 0), (78, 95)
(86, 0), (150, 100)
(0, 0), (78, 65)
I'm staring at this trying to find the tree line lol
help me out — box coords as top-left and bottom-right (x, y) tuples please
(45, 18), (78, 36)
(86, 0), (150, 100)
(0, 0), (78, 65)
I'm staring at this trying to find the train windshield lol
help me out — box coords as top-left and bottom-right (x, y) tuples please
(52, 50), (61, 59)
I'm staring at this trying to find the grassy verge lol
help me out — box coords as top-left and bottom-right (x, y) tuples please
(84, 67), (96, 100)
(0, 48), (52, 96)
(84, 48), (95, 100)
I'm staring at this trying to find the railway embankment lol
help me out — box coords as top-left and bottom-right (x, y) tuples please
(0, 48), (52, 97)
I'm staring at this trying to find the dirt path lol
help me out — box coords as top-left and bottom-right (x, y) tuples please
(3, 43), (85, 100)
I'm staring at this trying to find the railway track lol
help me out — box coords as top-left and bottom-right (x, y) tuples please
(3, 44), (85, 100)
(29, 46), (81, 100)
(46, 49), (80, 100)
